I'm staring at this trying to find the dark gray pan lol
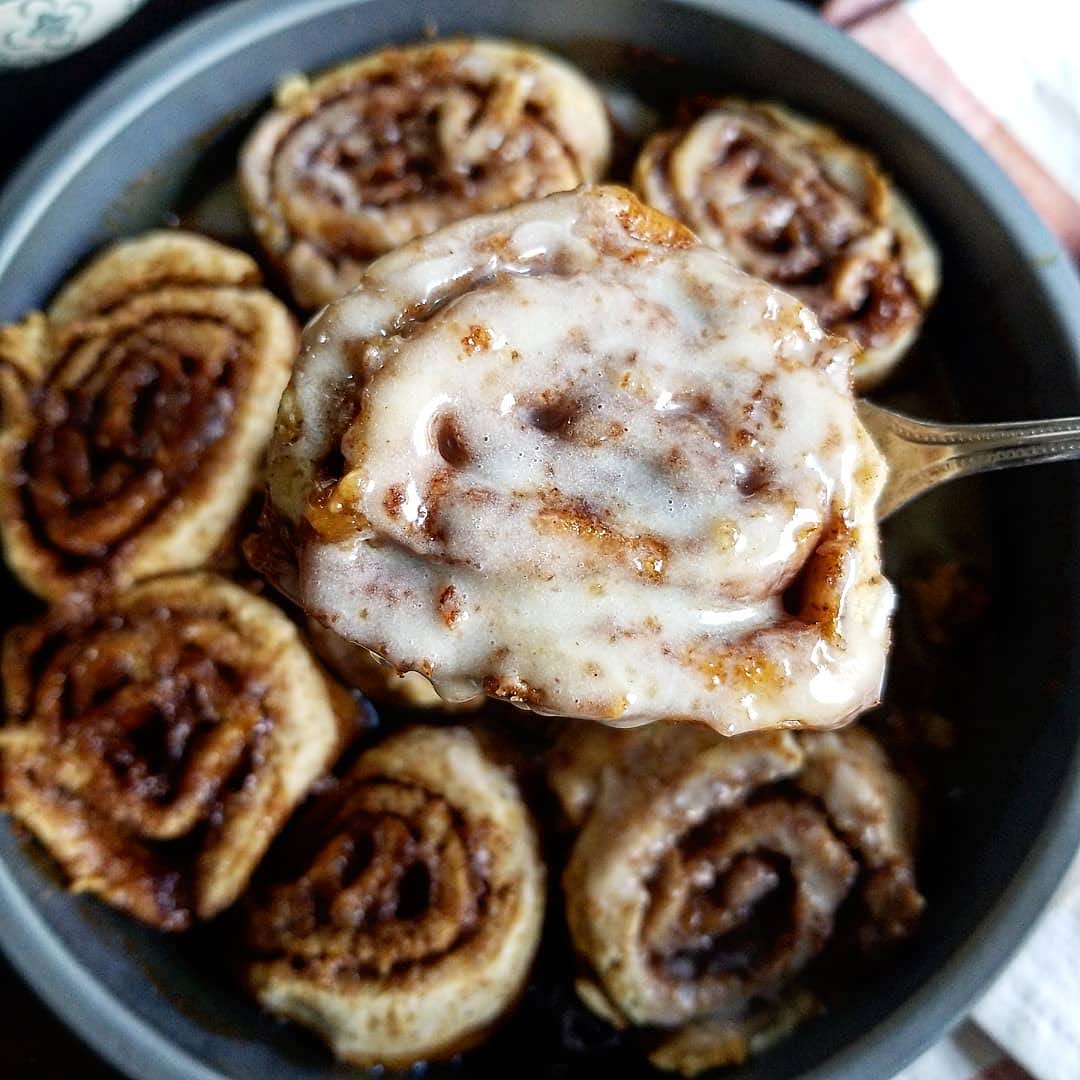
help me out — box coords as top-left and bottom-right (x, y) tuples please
(0, 1), (1078, 1078)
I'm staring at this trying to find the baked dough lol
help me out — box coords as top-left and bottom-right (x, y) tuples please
(245, 725), (545, 1065)
(634, 100), (939, 389)
(550, 721), (923, 1072)
(0, 231), (298, 600)
(240, 38), (611, 308)
(0, 572), (353, 930)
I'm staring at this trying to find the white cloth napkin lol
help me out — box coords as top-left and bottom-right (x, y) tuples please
(907, 0), (1080, 202)
(970, 857), (1080, 1080)
(829, 0), (1080, 253)
(895, 854), (1080, 1080)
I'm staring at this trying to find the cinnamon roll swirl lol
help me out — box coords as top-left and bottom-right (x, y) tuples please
(0, 231), (298, 601)
(239, 38), (611, 309)
(244, 726), (544, 1066)
(633, 101), (940, 389)
(550, 721), (923, 1073)
(0, 573), (352, 931)
(265, 186), (893, 735)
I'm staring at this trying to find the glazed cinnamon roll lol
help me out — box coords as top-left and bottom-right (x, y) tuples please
(550, 721), (923, 1073)
(0, 573), (352, 931)
(244, 726), (545, 1066)
(265, 185), (893, 735)
(0, 231), (298, 601)
(633, 101), (940, 389)
(239, 38), (611, 309)
(304, 617), (483, 711)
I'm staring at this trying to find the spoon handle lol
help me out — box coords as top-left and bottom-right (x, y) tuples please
(856, 400), (1080, 519)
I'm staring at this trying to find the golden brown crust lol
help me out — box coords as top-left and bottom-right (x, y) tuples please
(0, 231), (298, 602)
(633, 100), (940, 389)
(239, 38), (611, 308)
(0, 572), (352, 930)
(244, 725), (545, 1066)
(551, 721), (923, 1065)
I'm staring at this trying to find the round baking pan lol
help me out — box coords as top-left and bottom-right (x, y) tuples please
(0, 1), (1078, 1078)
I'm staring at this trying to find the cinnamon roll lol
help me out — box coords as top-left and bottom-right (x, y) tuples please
(633, 101), (940, 389)
(0, 231), (298, 601)
(0, 573), (353, 931)
(244, 725), (545, 1066)
(550, 721), (923, 1073)
(304, 617), (483, 711)
(239, 38), (611, 309)
(265, 185), (894, 735)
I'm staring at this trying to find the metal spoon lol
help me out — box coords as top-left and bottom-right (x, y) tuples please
(857, 400), (1080, 519)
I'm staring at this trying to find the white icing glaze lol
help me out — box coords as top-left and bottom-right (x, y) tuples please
(268, 186), (893, 734)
